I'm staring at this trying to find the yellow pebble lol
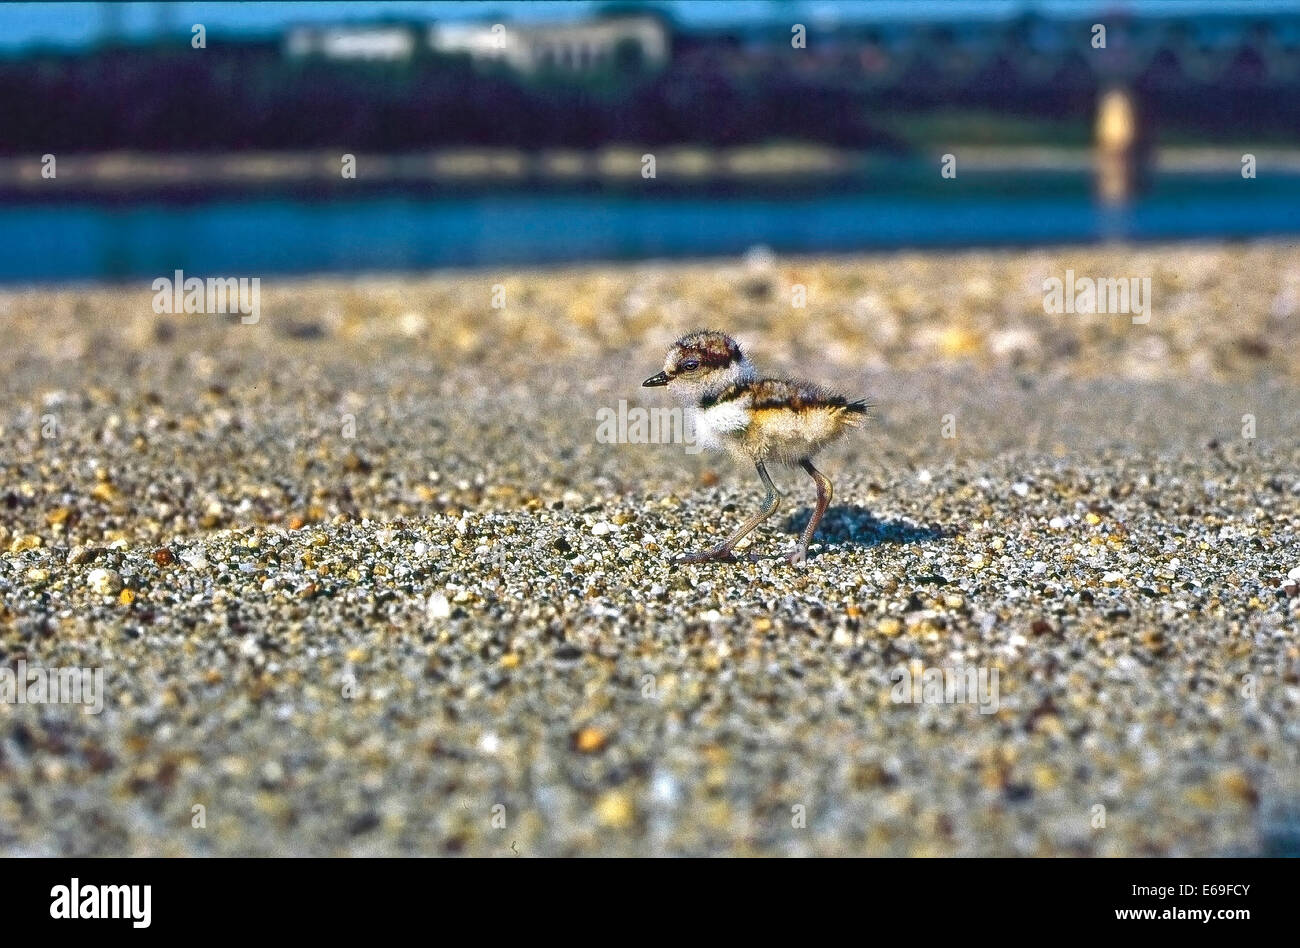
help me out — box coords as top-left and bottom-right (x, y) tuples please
(1218, 768), (1255, 803)
(1032, 765), (1059, 791)
(595, 791), (634, 829)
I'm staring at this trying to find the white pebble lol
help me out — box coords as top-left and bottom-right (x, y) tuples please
(651, 772), (680, 805)
(427, 592), (451, 619)
(86, 568), (123, 595)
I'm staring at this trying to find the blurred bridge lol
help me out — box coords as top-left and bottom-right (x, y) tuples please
(697, 11), (1300, 90)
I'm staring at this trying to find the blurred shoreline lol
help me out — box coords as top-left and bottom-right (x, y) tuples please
(6, 145), (1300, 199)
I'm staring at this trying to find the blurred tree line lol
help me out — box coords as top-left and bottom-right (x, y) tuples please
(0, 39), (896, 153)
(0, 30), (1296, 155)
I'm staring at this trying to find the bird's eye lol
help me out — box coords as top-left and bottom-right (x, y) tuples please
(681, 359), (700, 371)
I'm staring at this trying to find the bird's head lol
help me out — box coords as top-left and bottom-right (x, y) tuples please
(643, 330), (755, 403)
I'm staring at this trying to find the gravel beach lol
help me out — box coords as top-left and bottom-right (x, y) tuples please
(1, 242), (1298, 856)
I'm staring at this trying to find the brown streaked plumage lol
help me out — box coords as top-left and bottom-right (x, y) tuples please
(643, 330), (870, 564)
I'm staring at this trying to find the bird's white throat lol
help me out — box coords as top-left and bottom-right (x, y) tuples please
(690, 399), (751, 452)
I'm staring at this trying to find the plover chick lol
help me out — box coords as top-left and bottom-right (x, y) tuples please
(643, 330), (869, 564)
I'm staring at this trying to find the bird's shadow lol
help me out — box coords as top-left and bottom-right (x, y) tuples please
(779, 504), (949, 549)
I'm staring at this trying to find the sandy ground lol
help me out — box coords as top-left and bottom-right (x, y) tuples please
(0, 242), (1298, 856)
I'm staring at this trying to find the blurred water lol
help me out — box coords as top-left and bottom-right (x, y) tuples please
(2, 173), (1299, 284)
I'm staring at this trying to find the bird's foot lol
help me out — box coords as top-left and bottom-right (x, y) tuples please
(674, 546), (740, 564)
(784, 546), (810, 565)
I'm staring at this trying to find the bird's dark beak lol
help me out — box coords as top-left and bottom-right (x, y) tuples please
(642, 371), (670, 387)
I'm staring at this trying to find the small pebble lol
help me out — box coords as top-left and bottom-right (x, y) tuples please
(86, 568), (123, 595)
(426, 592), (451, 619)
(574, 727), (609, 753)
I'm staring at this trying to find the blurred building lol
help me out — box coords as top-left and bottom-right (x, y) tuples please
(285, 24), (416, 61)
(429, 14), (669, 74)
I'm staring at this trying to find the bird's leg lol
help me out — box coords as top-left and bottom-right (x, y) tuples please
(787, 459), (832, 564)
(676, 463), (781, 563)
